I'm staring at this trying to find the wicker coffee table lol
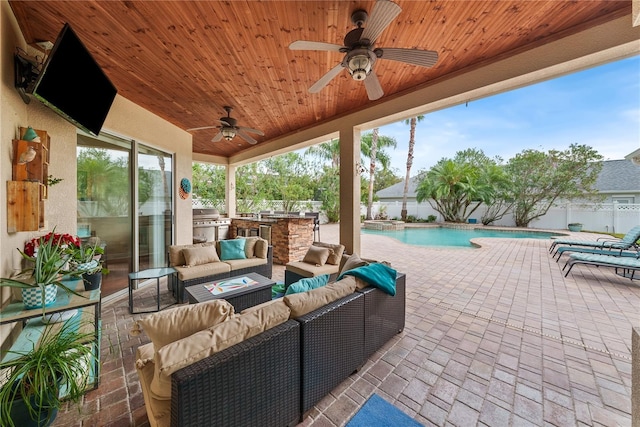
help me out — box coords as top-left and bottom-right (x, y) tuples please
(184, 272), (275, 312)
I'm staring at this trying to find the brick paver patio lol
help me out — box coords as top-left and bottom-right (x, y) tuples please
(52, 224), (639, 426)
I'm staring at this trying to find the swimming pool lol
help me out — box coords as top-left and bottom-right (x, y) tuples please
(361, 227), (562, 248)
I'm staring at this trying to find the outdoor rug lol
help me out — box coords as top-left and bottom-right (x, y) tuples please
(346, 394), (423, 427)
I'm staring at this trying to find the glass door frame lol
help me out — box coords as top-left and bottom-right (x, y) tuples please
(77, 130), (175, 295)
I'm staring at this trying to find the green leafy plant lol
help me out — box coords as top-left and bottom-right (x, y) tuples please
(46, 175), (63, 186)
(0, 319), (96, 427)
(70, 240), (107, 275)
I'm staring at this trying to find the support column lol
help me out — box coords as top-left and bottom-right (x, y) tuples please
(339, 125), (361, 255)
(226, 165), (237, 218)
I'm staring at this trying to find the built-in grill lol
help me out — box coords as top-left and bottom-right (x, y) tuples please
(192, 208), (231, 243)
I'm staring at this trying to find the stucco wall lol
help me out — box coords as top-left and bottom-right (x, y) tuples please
(1, 0), (193, 349)
(1, 0), (31, 345)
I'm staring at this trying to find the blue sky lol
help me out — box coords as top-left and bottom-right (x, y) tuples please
(376, 55), (640, 176)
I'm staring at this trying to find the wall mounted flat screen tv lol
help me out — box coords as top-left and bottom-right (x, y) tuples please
(32, 23), (117, 136)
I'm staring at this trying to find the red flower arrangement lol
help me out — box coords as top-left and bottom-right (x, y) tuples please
(24, 232), (80, 257)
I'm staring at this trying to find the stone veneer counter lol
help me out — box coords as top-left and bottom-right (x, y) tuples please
(231, 216), (314, 265)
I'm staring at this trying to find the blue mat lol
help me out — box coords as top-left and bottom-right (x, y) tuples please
(346, 394), (423, 427)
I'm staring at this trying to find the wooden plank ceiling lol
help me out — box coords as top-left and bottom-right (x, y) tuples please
(9, 1), (630, 159)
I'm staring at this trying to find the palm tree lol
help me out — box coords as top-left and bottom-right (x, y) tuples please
(366, 129), (378, 220)
(305, 138), (340, 168)
(361, 131), (397, 220)
(402, 115), (424, 220)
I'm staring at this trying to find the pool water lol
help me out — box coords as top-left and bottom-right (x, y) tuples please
(361, 227), (561, 248)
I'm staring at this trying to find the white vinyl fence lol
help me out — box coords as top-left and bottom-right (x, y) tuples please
(370, 201), (640, 235)
(195, 197), (640, 235)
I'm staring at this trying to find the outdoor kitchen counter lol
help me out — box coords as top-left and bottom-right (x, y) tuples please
(230, 216), (314, 265)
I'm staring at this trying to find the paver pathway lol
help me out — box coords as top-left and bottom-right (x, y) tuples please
(52, 224), (639, 426)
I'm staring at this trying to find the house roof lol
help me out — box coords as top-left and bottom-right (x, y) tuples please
(377, 159), (640, 199)
(8, 1), (636, 164)
(377, 176), (420, 200)
(595, 159), (640, 193)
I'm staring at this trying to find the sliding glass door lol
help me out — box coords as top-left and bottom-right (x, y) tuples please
(137, 147), (173, 271)
(77, 133), (173, 297)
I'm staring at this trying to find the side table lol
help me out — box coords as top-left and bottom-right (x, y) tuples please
(128, 267), (177, 314)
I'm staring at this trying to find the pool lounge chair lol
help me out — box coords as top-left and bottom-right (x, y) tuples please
(553, 246), (639, 262)
(563, 252), (640, 279)
(549, 225), (640, 255)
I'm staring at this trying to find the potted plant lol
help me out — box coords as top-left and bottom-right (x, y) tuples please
(0, 319), (96, 427)
(69, 239), (106, 291)
(568, 223), (583, 232)
(0, 231), (83, 316)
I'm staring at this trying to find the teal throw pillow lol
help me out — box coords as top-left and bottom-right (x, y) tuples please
(219, 239), (247, 261)
(285, 274), (330, 295)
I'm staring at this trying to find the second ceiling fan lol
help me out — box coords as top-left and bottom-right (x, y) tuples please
(187, 106), (264, 145)
(289, 0), (439, 101)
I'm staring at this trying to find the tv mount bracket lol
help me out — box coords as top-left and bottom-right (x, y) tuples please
(14, 50), (40, 104)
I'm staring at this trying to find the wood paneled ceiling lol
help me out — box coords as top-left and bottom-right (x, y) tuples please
(9, 1), (631, 160)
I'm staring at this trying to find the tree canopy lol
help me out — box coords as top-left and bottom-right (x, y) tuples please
(193, 133), (401, 216)
(192, 138), (603, 229)
(415, 144), (604, 226)
(415, 149), (501, 222)
(506, 144), (603, 226)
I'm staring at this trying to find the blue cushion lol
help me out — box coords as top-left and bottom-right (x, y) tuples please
(285, 274), (330, 295)
(338, 263), (397, 296)
(219, 239), (247, 261)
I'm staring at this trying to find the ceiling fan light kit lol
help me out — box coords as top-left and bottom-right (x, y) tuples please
(346, 50), (375, 81)
(289, 0), (439, 101)
(221, 127), (236, 141)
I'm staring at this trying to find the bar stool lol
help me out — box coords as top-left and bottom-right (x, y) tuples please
(305, 212), (320, 242)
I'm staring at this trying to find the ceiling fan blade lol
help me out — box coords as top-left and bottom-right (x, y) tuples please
(364, 71), (384, 100)
(309, 63), (344, 93)
(186, 125), (218, 131)
(361, 0), (402, 44)
(236, 129), (258, 145)
(378, 47), (439, 67)
(211, 132), (223, 142)
(289, 41), (343, 52)
(237, 126), (264, 136)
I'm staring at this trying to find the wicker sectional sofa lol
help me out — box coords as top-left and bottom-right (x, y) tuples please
(168, 236), (273, 303)
(134, 264), (406, 427)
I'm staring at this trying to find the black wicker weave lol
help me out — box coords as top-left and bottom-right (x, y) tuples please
(171, 320), (301, 427)
(145, 268), (407, 426)
(223, 286), (272, 312)
(296, 292), (365, 414)
(173, 246), (273, 303)
(357, 273), (406, 360)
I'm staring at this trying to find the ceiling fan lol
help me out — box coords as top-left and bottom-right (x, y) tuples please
(289, 0), (438, 101)
(187, 106), (264, 144)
